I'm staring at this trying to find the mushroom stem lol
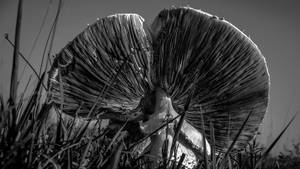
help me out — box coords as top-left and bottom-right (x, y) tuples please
(148, 128), (173, 167)
(139, 87), (174, 165)
(140, 87), (211, 164)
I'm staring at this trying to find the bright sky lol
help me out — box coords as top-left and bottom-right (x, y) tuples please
(1, 0), (300, 155)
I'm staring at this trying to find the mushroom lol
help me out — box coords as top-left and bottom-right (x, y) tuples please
(48, 7), (269, 164)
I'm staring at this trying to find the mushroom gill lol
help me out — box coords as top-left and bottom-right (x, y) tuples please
(48, 7), (269, 154)
(151, 7), (269, 152)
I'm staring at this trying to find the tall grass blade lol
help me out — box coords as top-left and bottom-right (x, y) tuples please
(168, 89), (194, 165)
(200, 106), (208, 169)
(168, 111), (185, 164)
(35, 103), (51, 136)
(108, 142), (124, 169)
(66, 103), (83, 140)
(104, 121), (128, 154)
(79, 139), (92, 168)
(9, 0), (23, 105)
(19, 0), (51, 79)
(219, 110), (253, 169)
(16, 74), (32, 113)
(42, 142), (80, 168)
(210, 121), (216, 169)
(254, 112), (298, 169)
(5, 35), (46, 89)
(45, 0), (63, 70)
(129, 114), (180, 150)
(17, 73), (45, 131)
(0, 95), (3, 111)
(72, 58), (128, 142)
(67, 149), (72, 169)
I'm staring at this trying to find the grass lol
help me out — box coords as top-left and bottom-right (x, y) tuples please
(1, 2), (299, 169)
(0, 80), (299, 169)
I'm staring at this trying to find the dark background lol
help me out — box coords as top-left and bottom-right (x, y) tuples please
(1, 0), (299, 155)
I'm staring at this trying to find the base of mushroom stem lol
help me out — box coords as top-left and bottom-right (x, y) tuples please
(146, 128), (174, 167)
(144, 129), (199, 169)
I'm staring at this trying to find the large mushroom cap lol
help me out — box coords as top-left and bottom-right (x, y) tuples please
(151, 7), (269, 151)
(48, 7), (269, 151)
(48, 14), (154, 118)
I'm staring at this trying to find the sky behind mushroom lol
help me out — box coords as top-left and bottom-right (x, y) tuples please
(0, 0), (299, 155)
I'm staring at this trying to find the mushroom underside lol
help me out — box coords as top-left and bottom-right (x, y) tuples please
(48, 7), (269, 158)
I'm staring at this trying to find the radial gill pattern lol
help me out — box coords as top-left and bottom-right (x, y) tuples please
(151, 7), (269, 151)
(48, 14), (153, 117)
(48, 7), (269, 151)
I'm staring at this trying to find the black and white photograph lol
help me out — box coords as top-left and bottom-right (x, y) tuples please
(0, 0), (299, 168)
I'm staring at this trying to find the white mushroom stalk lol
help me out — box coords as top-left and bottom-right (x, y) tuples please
(48, 6), (269, 165)
(139, 87), (211, 165)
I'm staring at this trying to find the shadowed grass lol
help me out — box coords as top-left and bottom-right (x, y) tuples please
(0, 81), (298, 169)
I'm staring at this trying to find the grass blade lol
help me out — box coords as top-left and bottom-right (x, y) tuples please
(17, 73), (45, 131)
(79, 139), (92, 168)
(210, 121), (216, 169)
(5, 35), (46, 89)
(128, 114), (180, 150)
(45, 0), (64, 70)
(168, 88), (195, 165)
(220, 110), (253, 169)
(104, 121), (128, 154)
(9, 0), (23, 105)
(255, 112), (298, 169)
(108, 142), (124, 169)
(200, 106), (208, 169)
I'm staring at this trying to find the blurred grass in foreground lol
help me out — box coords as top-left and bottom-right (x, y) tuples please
(0, 79), (299, 169)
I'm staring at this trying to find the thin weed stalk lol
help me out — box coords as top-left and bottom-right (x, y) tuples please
(9, 0), (23, 105)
